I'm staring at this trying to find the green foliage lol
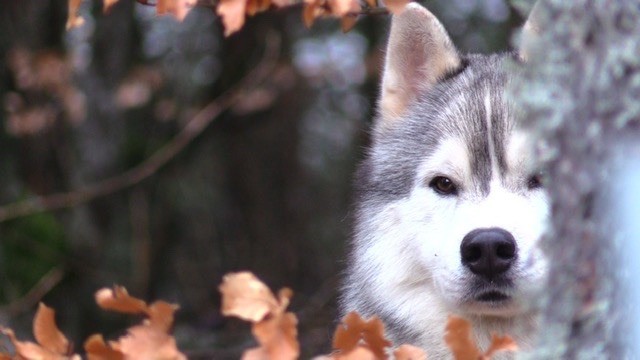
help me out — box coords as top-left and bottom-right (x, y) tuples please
(0, 213), (68, 302)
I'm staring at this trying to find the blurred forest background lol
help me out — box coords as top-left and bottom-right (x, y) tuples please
(0, 0), (526, 357)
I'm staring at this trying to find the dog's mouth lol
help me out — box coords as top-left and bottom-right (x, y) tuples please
(475, 290), (510, 302)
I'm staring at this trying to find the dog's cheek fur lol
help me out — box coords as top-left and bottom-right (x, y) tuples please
(345, 201), (457, 355)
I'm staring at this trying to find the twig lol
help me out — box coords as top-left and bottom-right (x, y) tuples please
(0, 267), (65, 316)
(0, 33), (281, 223)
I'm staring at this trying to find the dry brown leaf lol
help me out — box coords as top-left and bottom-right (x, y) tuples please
(220, 272), (299, 360)
(333, 312), (364, 353)
(302, 0), (327, 28)
(328, 0), (357, 17)
(246, 0), (271, 16)
(95, 286), (149, 314)
(341, 14), (358, 33)
(394, 344), (427, 360)
(103, 0), (121, 12)
(361, 317), (390, 359)
(332, 312), (391, 359)
(482, 334), (518, 359)
(444, 316), (481, 360)
(157, 0), (168, 14)
(0, 327), (67, 360)
(338, 346), (378, 360)
(166, 0), (196, 21)
(248, 312), (299, 360)
(84, 334), (124, 360)
(146, 301), (179, 332)
(216, 0), (247, 36)
(66, 0), (85, 29)
(270, 0), (291, 7)
(115, 325), (187, 360)
(33, 303), (70, 355)
(219, 272), (280, 322)
(384, 0), (409, 15)
(241, 347), (269, 360)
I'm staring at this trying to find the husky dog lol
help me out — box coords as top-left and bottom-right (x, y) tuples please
(341, 3), (548, 358)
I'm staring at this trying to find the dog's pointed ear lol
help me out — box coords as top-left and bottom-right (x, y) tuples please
(378, 3), (460, 132)
(519, 3), (542, 61)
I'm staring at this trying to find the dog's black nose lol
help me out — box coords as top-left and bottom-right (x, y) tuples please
(460, 228), (517, 279)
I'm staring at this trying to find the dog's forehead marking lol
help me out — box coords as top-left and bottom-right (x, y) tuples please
(506, 131), (530, 172)
(484, 91), (500, 181)
(417, 137), (470, 183)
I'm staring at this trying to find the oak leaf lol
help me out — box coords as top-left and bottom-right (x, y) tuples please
(270, 0), (292, 7)
(444, 316), (518, 360)
(247, 310), (299, 360)
(384, 0), (409, 15)
(89, 287), (183, 360)
(246, 0), (271, 16)
(0, 327), (75, 360)
(394, 344), (427, 360)
(329, 0), (360, 17)
(95, 286), (148, 314)
(217, 0), (248, 36)
(157, 0), (168, 14)
(332, 312), (391, 359)
(341, 14), (359, 33)
(0, 303), (79, 360)
(164, 0), (196, 21)
(220, 272), (299, 360)
(84, 334), (124, 360)
(303, 0), (360, 30)
(219, 272), (280, 322)
(482, 334), (518, 359)
(336, 346), (377, 359)
(103, 0), (121, 12)
(115, 325), (186, 360)
(146, 301), (180, 332)
(66, 0), (85, 29)
(444, 316), (481, 360)
(33, 303), (70, 355)
(303, 0), (328, 28)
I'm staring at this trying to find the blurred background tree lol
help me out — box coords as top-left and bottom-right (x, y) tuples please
(0, 0), (523, 357)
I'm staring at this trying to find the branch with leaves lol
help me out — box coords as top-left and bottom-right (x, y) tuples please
(69, 0), (407, 36)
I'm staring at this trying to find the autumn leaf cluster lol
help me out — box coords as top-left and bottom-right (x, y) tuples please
(0, 272), (518, 359)
(67, 0), (410, 36)
(5, 49), (85, 136)
(219, 271), (519, 360)
(0, 287), (185, 360)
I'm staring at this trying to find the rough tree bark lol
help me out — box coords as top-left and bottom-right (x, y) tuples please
(512, 0), (640, 357)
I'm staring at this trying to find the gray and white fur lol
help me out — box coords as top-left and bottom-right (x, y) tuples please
(341, 3), (548, 358)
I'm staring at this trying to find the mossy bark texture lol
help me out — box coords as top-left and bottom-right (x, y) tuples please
(512, 0), (640, 358)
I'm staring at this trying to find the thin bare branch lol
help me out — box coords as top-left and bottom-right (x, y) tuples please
(0, 267), (65, 317)
(0, 33), (281, 223)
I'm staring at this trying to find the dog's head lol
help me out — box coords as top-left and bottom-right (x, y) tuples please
(352, 3), (548, 318)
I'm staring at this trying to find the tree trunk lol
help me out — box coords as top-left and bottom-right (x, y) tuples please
(512, 0), (640, 357)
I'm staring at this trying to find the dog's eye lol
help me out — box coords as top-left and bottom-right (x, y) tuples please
(429, 176), (458, 196)
(527, 173), (545, 190)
